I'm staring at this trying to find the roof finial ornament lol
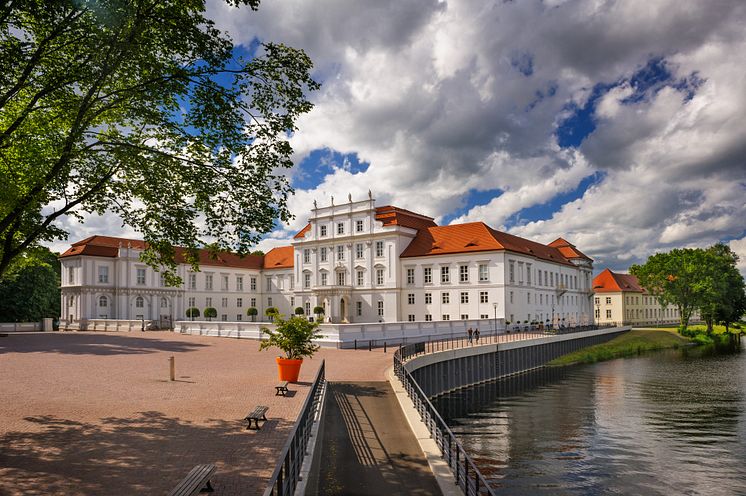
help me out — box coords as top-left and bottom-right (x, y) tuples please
(331, 195), (334, 206)
(368, 189), (372, 200)
(348, 193), (352, 203)
(313, 199), (317, 209)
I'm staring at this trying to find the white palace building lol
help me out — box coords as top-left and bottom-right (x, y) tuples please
(59, 195), (595, 330)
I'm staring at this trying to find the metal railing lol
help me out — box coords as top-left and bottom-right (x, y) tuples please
(394, 349), (496, 496)
(263, 360), (326, 496)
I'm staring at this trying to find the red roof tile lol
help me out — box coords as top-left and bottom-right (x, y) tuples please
(592, 268), (645, 293)
(263, 246), (294, 270)
(60, 236), (264, 270)
(375, 206), (438, 231)
(548, 238), (593, 261)
(293, 223), (311, 239)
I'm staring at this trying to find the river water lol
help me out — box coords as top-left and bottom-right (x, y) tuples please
(432, 341), (746, 495)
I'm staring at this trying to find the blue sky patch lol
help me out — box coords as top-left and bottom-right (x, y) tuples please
(292, 149), (370, 190)
(441, 188), (503, 225)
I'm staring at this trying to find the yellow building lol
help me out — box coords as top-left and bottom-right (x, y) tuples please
(592, 269), (684, 326)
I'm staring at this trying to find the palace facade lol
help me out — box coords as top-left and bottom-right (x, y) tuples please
(59, 195), (595, 327)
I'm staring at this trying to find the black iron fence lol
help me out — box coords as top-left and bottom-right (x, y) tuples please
(393, 349), (496, 496)
(263, 360), (326, 496)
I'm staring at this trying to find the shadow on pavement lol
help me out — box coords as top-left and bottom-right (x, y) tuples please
(0, 333), (208, 356)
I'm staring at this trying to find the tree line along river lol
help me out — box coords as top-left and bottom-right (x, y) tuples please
(432, 340), (746, 495)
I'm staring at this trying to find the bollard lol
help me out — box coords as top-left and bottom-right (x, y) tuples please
(368, 340), (372, 351)
(169, 356), (175, 381)
(354, 339), (357, 350)
(384, 341), (387, 353)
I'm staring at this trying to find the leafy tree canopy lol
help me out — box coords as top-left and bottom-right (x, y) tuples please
(0, 0), (319, 282)
(260, 314), (321, 360)
(0, 246), (60, 321)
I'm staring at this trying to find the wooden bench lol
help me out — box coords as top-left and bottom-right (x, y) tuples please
(275, 381), (289, 396)
(168, 464), (216, 496)
(245, 405), (268, 430)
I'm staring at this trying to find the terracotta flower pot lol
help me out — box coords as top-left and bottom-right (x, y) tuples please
(276, 357), (303, 382)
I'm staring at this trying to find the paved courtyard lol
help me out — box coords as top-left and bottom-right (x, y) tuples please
(0, 331), (391, 496)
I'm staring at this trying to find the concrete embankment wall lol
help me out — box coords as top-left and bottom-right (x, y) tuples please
(404, 327), (630, 398)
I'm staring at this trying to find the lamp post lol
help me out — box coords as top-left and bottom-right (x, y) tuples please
(551, 304), (555, 329)
(493, 302), (498, 335)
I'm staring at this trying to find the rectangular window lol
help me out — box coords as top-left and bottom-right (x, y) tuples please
(527, 264), (532, 285)
(337, 245), (345, 261)
(356, 301), (362, 316)
(320, 247), (327, 262)
(321, 272), (328, 286)
(408, 293), (415, 305)
(408, 314), (416, 322)
(304, 273), (311, 288)
(98, 266), (109, 283)
(606, 297), (612, 305)
(206, 297), (212, 307)
(481, 314), (489, 319)
(219, 275), (227, 291)
(356, 243), (364, 259)
(237, 314), (242, 321)
(510, 291), (514, 304)
(188, 297), (195, 307)
(442, 292), (450, 304)
(377, 300), (384, 317)
(303, 249), (310, 264)
(136, 268), (146, 285)
(407, 268), (415, 284)
(595, 308), (600, 318)
(237, 298), (243, 308)
(268, 297), (273, 307)
(442, 314), (450, 321)
(356, 220), (364, 232)
(376, 268), (384, 285)
(236, 276), (243, 291)
(68, 267), (74, 284)
(606, 309), (612, 319)
(460, 292), (469, 304)
(461, 314), (469, 320)
(540, 294), (544, 304)
(459, 265), (469, 282)
(320, 225), (327, 237)
(266, 277), (272, 291)
(251, 297), (256, 307)
(425, 314), (432, 322)
(251, 277), (257, 291)
(357, 269), (364, 286)
(337, 222), (344, 234)
(205, 274), (213, 290)
(305, 302), (311, 315)
(441, 266), (450, 284)
(509, 261), (515, 283)
(550, 272), (554, 286)
(290, 296), (295, 307)
(478, 264), (488, 282)
(375, 241), (384, 257)
(425, 293), (432, 304)
(337, 272), (345, 286)
(528, 293), (531, 304)
(594, 297), (600, 304)
(479, 291), (488, 303)
(423, 267), (432, 284)
(221, 297), (228, 308)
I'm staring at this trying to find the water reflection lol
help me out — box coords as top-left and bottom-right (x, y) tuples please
(433, 342), (746, 495)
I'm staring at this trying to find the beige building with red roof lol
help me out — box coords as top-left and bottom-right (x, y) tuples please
(60, 195), (596, 328)
(592, 268), (686, 325)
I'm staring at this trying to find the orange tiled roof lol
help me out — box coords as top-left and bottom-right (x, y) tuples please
(293, 223), (311, 239)
(263, 246), (294, 270)
(400, 222), (577, 266)
(592, 268), (645, 293)
(548, 237), (593, 261)
(375, 205), (438, 231)
(60, 235), (264, 270)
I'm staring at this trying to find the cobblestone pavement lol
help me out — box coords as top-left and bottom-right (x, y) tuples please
(0, 331), (391, 496)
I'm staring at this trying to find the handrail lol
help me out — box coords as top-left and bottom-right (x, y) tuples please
(394, 349), (496, 496)
(263, 360), (326, 496)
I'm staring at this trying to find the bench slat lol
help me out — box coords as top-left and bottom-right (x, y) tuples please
(168, 464), (216, 496)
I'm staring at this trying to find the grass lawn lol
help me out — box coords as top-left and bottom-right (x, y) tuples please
(547, 329), (691, 366)
(684, 323), (743, 335)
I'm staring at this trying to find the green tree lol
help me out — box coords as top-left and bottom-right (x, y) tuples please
(313, 305), (324, 320)
(0, 0), (319, 280)
(702, 244), (746, 334)
(185, 307), (200, 320)
(631, 248), (714, 329)
(0, 247), (60, 321)
(294, 306), (304, 315)
(246, 306), (258, 321)
(204, 307), (217, 321)
(259, 314), (322, 359)
(265, 306), (278, 321)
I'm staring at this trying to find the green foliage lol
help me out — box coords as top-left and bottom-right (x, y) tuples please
(265, 306), (278, 316)
(259, 314), (322, 359)
(250, 250), (265, 257)
(0, 1), (319, 279)
(204, 307), (217, 320)
(548, 330), (689, 366)
(185, 307), (200, 319)
(246, 306), (257, 321)
(313, 305), (324, 316)
(294, 306), (304, 315)
(0, 247), (60, 321)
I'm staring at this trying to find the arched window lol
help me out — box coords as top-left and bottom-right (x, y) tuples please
(135, 296), (144, 308)
(161, 297), (168, 308)
(99, 296), (108, 307)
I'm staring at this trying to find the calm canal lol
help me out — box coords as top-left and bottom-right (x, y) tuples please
(432, 341), (746, 495)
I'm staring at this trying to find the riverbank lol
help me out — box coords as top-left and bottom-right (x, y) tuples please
(547, 329), (690, 366)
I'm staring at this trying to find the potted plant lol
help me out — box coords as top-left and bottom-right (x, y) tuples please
(294, 306), (305, 315)
(204, 307), (217, 321)
(265, 306), (278, 322)
(186, 307), (200, 321)
(505, 320), (511, 333)
(247, 307), (258, 322)
(260, 314), (322, 382)
(313, 305), (325, 321)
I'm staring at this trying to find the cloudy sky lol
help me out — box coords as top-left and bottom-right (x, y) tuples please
(51, 0), (746, 274)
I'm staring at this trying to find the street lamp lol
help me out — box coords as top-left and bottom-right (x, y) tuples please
(493, 302), (498, 335)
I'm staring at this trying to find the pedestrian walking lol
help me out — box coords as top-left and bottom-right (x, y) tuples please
(467, 327), (473, 344)
(474, 328), (480, 343)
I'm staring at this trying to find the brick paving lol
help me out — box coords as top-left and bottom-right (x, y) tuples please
(0, 331), (391, 496)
